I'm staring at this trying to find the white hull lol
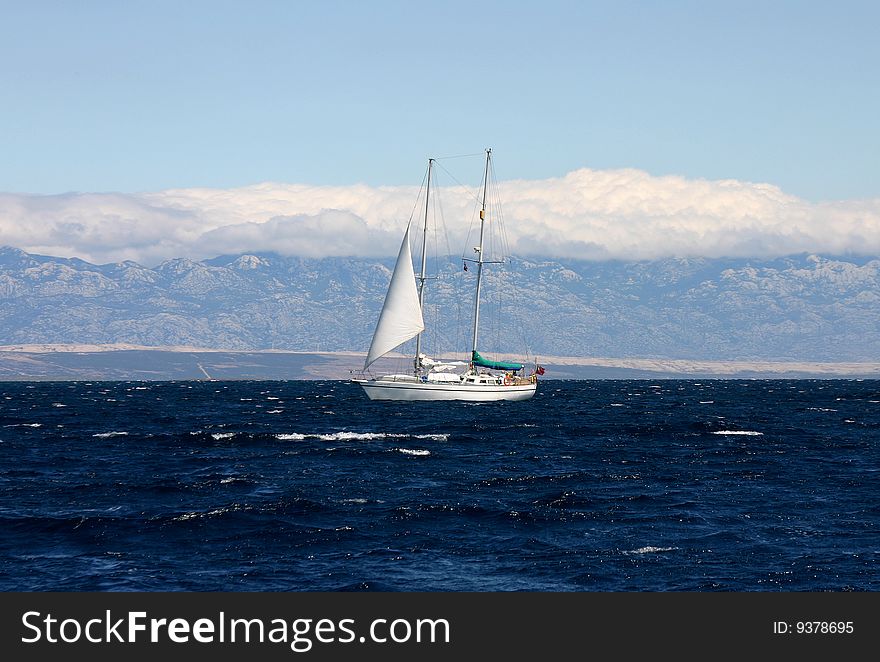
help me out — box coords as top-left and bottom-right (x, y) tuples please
(353, 378), (536, 401)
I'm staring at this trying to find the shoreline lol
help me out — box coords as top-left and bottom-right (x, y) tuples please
(1, 344), (879, 380)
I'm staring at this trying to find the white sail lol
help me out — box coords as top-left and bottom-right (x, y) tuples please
(363, 223), (425, 370)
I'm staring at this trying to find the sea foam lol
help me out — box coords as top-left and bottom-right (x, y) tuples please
(711, 430), (763, 436)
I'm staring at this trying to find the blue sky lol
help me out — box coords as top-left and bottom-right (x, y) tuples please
(2, 0), (878, 202)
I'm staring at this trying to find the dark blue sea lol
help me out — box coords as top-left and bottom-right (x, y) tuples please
(1, 379), (877, 592)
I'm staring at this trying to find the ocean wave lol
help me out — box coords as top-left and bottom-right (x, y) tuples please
(710, 430), (763, 436)
(275, 431), (448, 442)
(623, 546), (679, 555)
(322, 432), (396, 441)
(171, 504), (249, 521)
(5, 378), (878, 592)
(92, 431), (128, 438)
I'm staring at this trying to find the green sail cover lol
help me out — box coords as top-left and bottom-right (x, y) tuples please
(472, 350), (524, 371)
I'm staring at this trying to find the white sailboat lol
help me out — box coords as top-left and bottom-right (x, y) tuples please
(353, 149), (540, 401)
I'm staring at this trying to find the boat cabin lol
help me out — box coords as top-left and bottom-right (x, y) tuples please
(462, 372), (504, 386)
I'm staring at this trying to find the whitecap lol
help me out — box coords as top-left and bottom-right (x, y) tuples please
(265, 409), (284, 414)
(320, 432), (396, 441)
(624, 546), (678, 555)
(51, 403), (66, 407)
(413, 433), (449, 441)
(711, 430), (763, 436)
(211, 432), (235, 440)
(277, 431), (445, 443)
(93, 431), (128, 438)
(398, 448), (430, 456)
(325, 431), (396, 441)
(173, 505), (239, 521)
(174, 512), (200, 521)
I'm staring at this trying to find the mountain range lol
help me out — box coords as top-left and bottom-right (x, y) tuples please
(1, 245), (878, 363)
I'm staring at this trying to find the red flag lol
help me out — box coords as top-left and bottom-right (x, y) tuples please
(536, 365), (545, 376)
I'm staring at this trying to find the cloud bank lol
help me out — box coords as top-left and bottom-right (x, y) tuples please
(2, 168), (878, 266)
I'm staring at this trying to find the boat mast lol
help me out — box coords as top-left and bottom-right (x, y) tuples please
(470, 148), (491, 361)
(414, 158), (432, 374)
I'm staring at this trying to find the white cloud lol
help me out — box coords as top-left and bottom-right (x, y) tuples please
(198, 210), (402, 259)
(1, 168), (878, 265)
